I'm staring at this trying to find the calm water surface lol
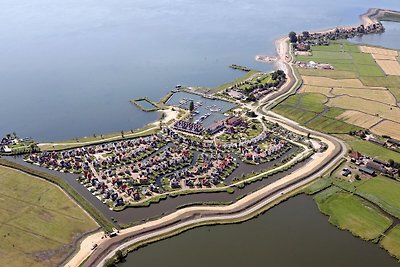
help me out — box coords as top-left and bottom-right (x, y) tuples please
(1, 0), (400, 141)
(119, 195), (399, 267)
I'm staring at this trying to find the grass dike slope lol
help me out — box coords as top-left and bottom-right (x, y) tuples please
(0, 166), (98, 267)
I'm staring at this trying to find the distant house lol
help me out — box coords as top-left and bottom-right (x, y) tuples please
(368, 138), (385, 146)
(226, 116), (243, 127)
(349, 151), (363, 160)
(359, 167), (376, 176)
(387, 138), (400, 147)
(366, 161), (387, 174)
(207, 121), (225, 135)
(228, 90), (244, 100)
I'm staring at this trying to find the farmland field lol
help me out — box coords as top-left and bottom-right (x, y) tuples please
(356, 176), (400, 220)
(381, 226), (400, 260)
(337, 110), (381, 129)
(371, 120), (400, 142)
(347, 140), (400, 162)
(315, 191), (392, 240)
(327, 96), (400, 122)
(0, 166), (98, 267)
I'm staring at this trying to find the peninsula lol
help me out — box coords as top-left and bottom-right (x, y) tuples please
(1, 7), (400, 267)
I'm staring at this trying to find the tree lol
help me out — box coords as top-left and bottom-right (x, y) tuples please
(288, 31), (298, 43)
(302, 31), (310, 39)
(189, 101), (194, 112)
(121, 131), (124, 138)
(355, 174), (360, 180)
(104, 258), (116, 267)
(388, 159), (394, 167)
(115, 250), (124, 261)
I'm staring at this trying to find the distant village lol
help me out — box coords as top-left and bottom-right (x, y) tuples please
(0, 133), (37, 155)
(24, 101), (312, 209)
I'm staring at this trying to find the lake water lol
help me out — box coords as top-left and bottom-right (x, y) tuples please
(119, 195), (399, 267)
(351, 21), (400, 49)
(1, 0), (400, 141)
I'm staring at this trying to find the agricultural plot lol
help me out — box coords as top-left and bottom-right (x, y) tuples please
(315, 191), (392, 240)
(359, 46), (398, 56)
(327, 96), (400, 122)
(375, 60), (400, 76)
(302, 76), (369, 88)
(372, 54), (398, 61)
(273, 92), (359, 134)
(337, 110), (382, 129)
(347, 140), (400, 162)
(273, 105), (317, 124)
(0, 166), (97, 267)
(306, 116), (360, 134)
(331, 88), (396, 104)
(299, 85), (335, 97)
(381, 226), (400, 260)
(298, 68), (358, 79)
(371, 120), (400, 140)
(356, 176), (400, 219)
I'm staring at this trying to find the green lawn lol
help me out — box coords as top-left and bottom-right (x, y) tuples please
(212, 70), (260, 92)
(315, 191), (392, 240)
(356, 176), (400, 219)
(0, 166), (98, 267)
(323, 107), (344, 119)
(347, 140), (400, 162)
(381, 225), (400, 260)
(306, 116), (361, 134)
(273, 105), (317, 124)
(297, 93), (327, 113)
(298, 68), (358, 79)
(273, 92), (360, 134)
(296, 41), (386, 78)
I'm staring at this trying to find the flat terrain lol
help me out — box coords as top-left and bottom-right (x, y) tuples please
(315, 190), (391, 240)
(0, 166), (97, 267)
(347, 139), (400, 162)
(275, 42), (400, 140)
(356, 176), (400, 220)
(307, 175), (400, 261)
(381, 226), (400, 259)
(272, 92), (360, 134)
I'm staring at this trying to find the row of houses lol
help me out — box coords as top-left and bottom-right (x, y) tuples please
(349, 151), (399, 178)
(295, 23), (384, 49)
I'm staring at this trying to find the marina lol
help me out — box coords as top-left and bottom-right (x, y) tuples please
(167, 92), (236, 127)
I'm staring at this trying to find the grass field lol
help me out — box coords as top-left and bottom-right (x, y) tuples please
(212, 70), (260, 92)
(273, 105), (317, 124)
(315, 191), (392, 240)
(328, 96), (400, 122)
(371, 120), (400, 140)
(306, 116), (361, 134)
(381, 226), (400, 260)
(273, 92), (360, 134)
(337, 110), (382, 129)
(293, 43), (400, 141)
(0, 166), (98, 267)
(356, 176), (400, 219)
(297, 42), (386, 78)
(347, 140), (400, 162)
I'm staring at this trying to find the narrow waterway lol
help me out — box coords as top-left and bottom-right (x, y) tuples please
(119, 195), (399, 267)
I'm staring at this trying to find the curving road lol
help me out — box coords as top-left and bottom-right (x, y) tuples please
(73, 33), (347, 267)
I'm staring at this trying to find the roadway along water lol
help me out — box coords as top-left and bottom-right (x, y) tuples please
(119, 195), (399, 267)
(1, 0), (400, 141)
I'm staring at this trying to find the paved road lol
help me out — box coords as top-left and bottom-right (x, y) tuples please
(76, 32), (348, 267)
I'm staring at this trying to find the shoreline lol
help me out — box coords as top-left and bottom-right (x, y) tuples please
(57, 7), (399, 267)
